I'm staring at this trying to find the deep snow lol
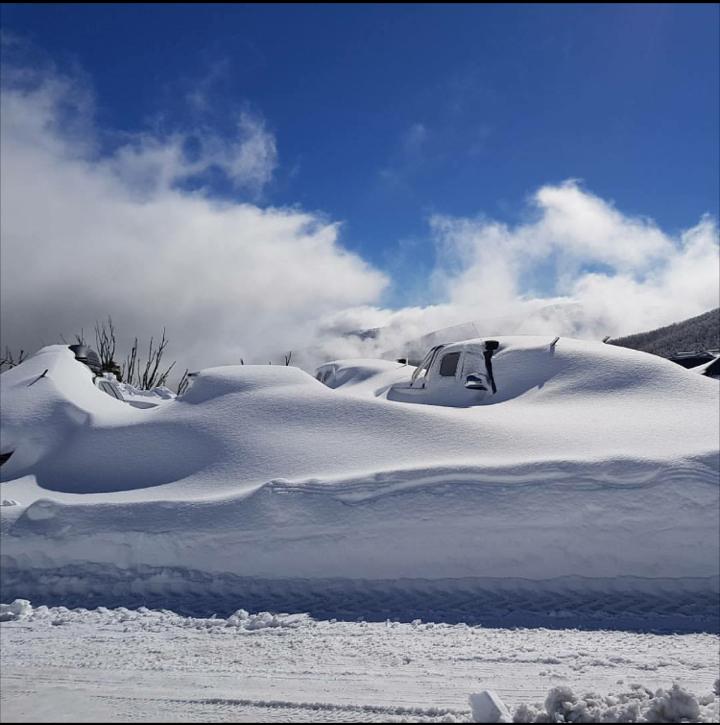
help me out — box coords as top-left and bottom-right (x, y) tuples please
(1, 339), (719, 624)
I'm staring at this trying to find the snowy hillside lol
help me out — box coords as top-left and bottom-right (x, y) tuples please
(610, 307), (720, 358)
(1, 339), (718, 625)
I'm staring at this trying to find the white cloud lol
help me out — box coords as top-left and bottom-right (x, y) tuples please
(304, 182), (718, 364)
(105, 111), (276, 196)
(0, 61), (387, 371)
(425, 181), (718, 339)
(1, 49), (717, 377)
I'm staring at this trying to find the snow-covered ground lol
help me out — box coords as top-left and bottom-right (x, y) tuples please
(1, 338), (718, 721)
(1, 601), (718, 723)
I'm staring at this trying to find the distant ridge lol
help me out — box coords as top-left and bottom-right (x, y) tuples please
(609, 308), (720, 358)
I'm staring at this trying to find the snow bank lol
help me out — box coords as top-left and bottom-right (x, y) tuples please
(1, 339), (718, 612)
(0, 598), (311, 630)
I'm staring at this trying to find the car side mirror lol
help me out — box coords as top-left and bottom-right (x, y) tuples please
(465, 373), (488, 390)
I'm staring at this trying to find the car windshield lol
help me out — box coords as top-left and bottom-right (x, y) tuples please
(410, 345), (444, 384)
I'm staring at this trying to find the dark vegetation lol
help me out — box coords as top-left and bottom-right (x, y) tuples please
(69, 317), (179, 391)
(609, 308), (720, 358)
(0, 316), (295, 394)
(0, 347), (26, 371)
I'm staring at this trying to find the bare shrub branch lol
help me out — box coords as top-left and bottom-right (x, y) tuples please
(120, 329), (176, 390)
(176, 368), (190, 396)
(95, 316), (117, 369)
(0, 347), (26, 372)
(122, 338), (139, 386)
(140, 329), (171, 389)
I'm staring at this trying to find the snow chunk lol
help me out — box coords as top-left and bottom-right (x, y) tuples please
(225, 609), (312, 630)
(0, 599), (32, 622)
(544, 685), (577, 720)
(645, 684), (701, 723)
(469, 690), (512, 723)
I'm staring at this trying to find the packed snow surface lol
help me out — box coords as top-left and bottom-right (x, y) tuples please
(1, 339), (718, 620)
(1, 601), (718, 722)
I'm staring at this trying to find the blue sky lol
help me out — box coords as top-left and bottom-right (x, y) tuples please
(3, 5), (718, 260)
(1, 4), (718, 366)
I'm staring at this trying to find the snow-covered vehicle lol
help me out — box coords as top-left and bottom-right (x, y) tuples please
(314, 358), (410, 391)
(313, 340), (503, 406)
(316, 337), (561, 407)
(386, 338), (502, 406)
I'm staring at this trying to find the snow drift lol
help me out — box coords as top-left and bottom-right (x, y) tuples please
(1, 340), (718, 619)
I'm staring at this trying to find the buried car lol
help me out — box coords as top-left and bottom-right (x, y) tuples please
(316, 336), (564, 407)
(315, 334), (719, 409)
(385, 338), (505, 407)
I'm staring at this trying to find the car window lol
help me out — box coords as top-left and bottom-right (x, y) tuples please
(439, 352), (461, 377)
(410, 352), (432, 384)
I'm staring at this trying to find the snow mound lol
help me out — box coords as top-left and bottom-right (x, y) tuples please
(181, 364), (317, 404)
(315, 358), (411, 396)
(1, 339), (718, 613)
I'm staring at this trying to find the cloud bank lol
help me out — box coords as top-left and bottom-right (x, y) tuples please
(307, 182), (718, 364)
(0, 54), (387, 370)
(1, 49), (718, 375)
